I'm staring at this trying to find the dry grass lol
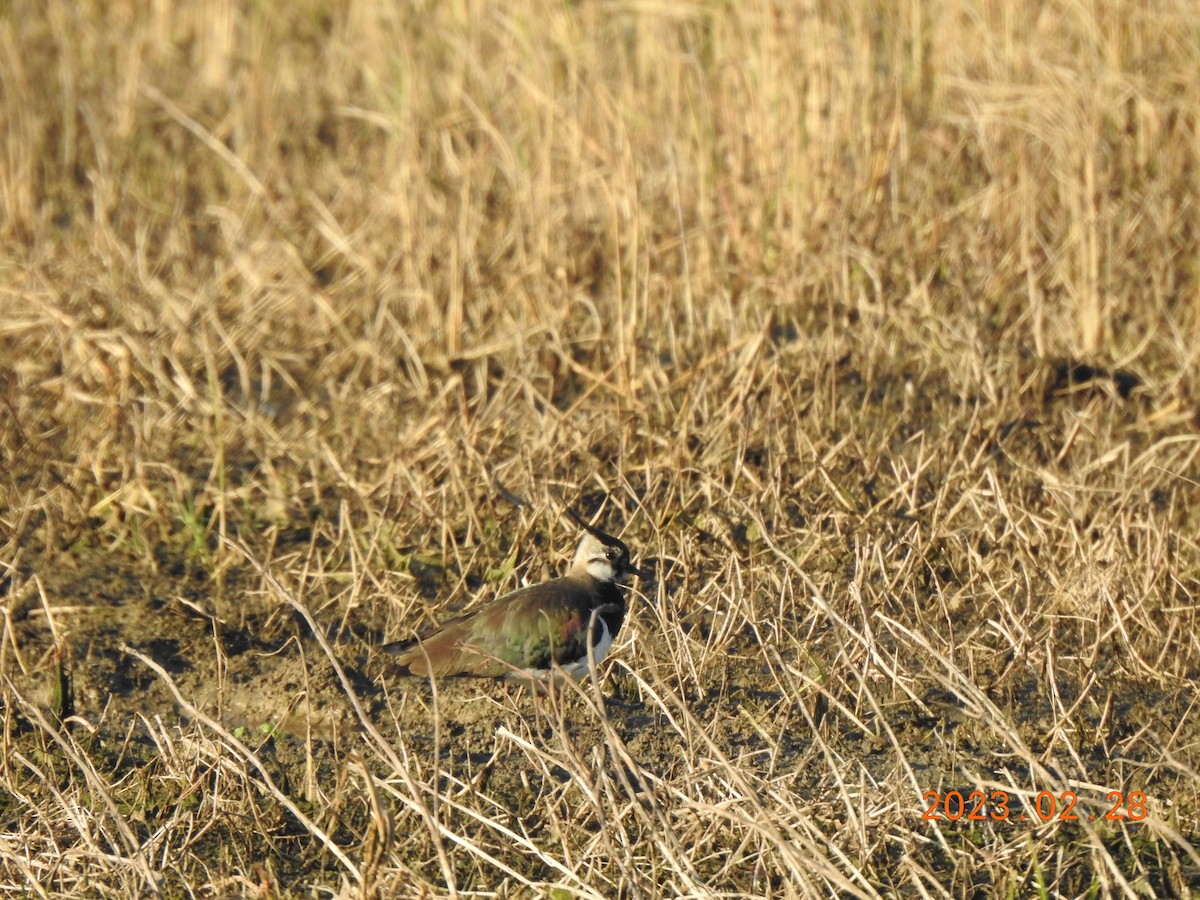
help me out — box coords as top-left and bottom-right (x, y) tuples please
(3, 0), (1200, 896)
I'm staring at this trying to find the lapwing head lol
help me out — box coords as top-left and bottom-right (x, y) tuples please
(565, 509), (646, 585)
(572, 532), (633, 582)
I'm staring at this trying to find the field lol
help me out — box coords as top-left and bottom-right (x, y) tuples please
(4, 1), (1200, 896)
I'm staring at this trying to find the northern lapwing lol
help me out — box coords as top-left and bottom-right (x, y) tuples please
(385, 515), (645, 684)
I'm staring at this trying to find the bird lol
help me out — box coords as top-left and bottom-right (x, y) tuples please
(385, 516), (645, 684)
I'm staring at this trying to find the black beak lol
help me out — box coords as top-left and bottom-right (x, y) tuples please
(624, 559), (648, 579)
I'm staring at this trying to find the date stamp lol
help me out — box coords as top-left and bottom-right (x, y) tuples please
(922, 790), (1148, 823)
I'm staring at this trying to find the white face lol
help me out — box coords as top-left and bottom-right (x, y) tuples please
(585, 554), (617, 582)
(573, 534), (623, 582)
